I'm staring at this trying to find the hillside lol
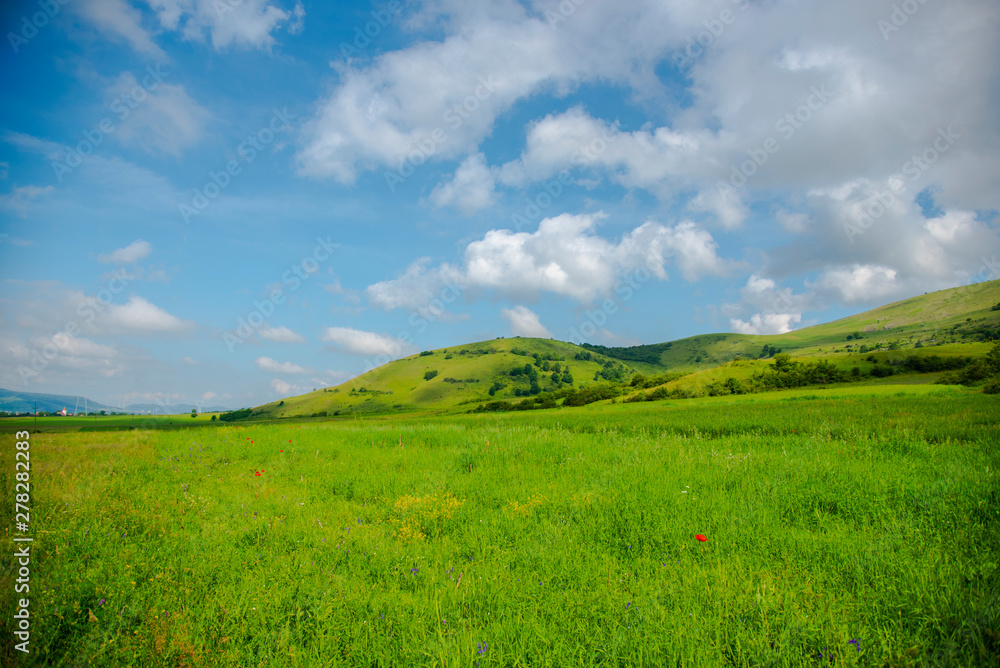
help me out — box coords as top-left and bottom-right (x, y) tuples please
(249, 279), (1000, 418)
(253, 338), (641, 418)
(587, 278), (1000, 371)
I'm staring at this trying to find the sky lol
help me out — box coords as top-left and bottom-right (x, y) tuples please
(1, 0), (998, 410)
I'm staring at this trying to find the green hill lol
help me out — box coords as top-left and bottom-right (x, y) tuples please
(588, 278), (1000, 371)
(253, 338), (640, 418)
(249, 279), (1000, 419)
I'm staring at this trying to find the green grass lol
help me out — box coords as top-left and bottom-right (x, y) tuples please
(0, 413), (226, 434)
(2, 388), (998, 667)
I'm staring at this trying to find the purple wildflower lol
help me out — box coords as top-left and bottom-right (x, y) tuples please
(848, 638), (860, 652)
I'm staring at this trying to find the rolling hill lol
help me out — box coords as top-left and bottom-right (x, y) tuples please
(250, 279), (1000, 419)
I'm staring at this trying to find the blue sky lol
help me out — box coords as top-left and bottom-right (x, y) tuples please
(1, 0), (998, 410)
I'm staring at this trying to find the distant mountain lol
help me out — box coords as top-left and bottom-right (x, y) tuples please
(0, 389), (233, 415)
(0, 389), (116, 415)
(126, 403), (233, 415)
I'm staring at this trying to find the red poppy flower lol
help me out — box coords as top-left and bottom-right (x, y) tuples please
(695, 534), (708, 542)
(288, 440), (292, 443)
(280, 450), (283, 452)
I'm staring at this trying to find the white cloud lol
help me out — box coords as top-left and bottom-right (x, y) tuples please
(182, 356), (195, 365)
(319, 326), (417, 357)
(76, 0), (168, 61)
(102, 296), (195, 334)
(98, 240), (152, 264)
(730, 312), (802, 335)
(0, 185), (54, 217)
(270, 378), (293, 395)
(501, 305), (552, 338)
(809, 265), (899, 305)
(255, 356), (312, 374)
(429, 153), (497, 213)
(366, 213), (729, 310)
(201, 391), (216, 400)
(258, 325), (306, 343)
(108, 72), (211, 157)
(295, 0), (699, 181)
(77, 0), (301, 57)
(365, 258), (465, 313)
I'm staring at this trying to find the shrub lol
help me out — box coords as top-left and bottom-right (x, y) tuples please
(424, 370), (439, 381)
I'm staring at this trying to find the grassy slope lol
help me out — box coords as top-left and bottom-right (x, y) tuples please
(256, 279), (1000, 418)
(646, 278), (1000, 371)
(258, 338), (633, 418)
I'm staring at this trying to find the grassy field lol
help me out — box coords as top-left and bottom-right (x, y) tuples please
(0, 413), (226, 435)
(2, 387), (998, 667)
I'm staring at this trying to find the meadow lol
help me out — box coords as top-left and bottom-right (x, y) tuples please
(1, 387), (998, 667)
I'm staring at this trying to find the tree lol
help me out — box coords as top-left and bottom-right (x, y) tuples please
(773, 353), (792, 371)
(986, 341), (1000, 375)
(424, 370), (439, 381)
(211, 415), (217, 421)
(191, 408), (197, 418)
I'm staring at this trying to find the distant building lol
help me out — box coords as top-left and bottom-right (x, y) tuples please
(59, 408), (67, 416)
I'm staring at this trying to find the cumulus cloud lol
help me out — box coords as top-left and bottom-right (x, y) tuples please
(809, 264), (900, 305)
(255, 356), (313, 374)
(258, 325), (306, 343)
(319, 326), (417, 357)
(366, 213), (729, 310)
(501, 305), (552, 338)
(730, 312), (803, 336)
(77, 0), (301, 57)
(102, 296), (195, 334)
(98, 240), (152, 265)
(429, 153), (497, 213)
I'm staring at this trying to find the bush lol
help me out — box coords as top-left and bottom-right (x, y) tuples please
(424, 370), (439, 381)
(420, 350), (434, 356)
(219, 408), (254, 422)
(983, 377), (1000, 394)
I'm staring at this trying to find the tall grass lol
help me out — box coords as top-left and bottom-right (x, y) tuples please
(1, 391), (998, 666)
